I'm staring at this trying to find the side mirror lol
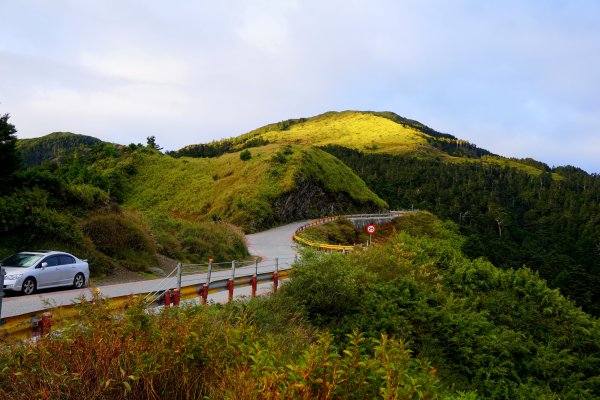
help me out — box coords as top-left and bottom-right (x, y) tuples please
(41, 262), (48, 269)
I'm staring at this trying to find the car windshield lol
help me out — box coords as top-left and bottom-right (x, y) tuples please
(0, 253), (44, 268)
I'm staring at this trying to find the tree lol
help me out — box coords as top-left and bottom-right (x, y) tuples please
(146, 136), (162, 151)
(0, 113), (21, 182)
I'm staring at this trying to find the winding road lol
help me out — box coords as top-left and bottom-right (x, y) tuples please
(1, 220), (308, 318)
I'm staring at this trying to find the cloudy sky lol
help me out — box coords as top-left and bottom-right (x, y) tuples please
(1, 1), (599, 173)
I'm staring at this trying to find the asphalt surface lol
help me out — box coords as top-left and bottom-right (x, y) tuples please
(1, 220), (308, 318)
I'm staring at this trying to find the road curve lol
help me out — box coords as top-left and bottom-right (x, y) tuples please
(1, 220), (308, 318)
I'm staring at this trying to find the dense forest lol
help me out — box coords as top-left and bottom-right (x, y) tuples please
(322, 145), (600, 315)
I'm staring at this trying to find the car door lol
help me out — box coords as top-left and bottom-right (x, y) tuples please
(58, 254), (77, 286)
(36, 255), (61, 288)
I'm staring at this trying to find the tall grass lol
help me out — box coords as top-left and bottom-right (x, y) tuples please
(0, 294), (455, 400)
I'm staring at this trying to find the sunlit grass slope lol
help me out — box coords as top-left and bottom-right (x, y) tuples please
(244, 111), (431, 154)
(121, 145), (386, 231)
(187, 110), (554, 177)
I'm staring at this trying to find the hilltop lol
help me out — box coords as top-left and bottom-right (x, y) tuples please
(16, 131), (102, 167)
(175, 110), (570, 178)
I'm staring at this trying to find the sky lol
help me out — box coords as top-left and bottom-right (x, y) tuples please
(1, 1), (599, 173)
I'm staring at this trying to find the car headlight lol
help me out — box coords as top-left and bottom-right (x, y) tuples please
(5, 273), (23, 280)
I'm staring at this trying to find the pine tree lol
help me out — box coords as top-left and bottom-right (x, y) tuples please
(0, 113), (20, 183)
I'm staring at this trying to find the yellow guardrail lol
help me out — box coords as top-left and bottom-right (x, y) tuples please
(293, 216), (360, 252)
(0, 270), (289, 342)
(293, 211), (418, 252)
(0, 290), (142, 342)
(293, 234), (355, 251)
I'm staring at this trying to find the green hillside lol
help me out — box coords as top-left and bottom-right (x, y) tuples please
(175, 109), (600, 315)
(323, 145), (600, 315)
(2, 116), (388, 277)
(2, 121), (250, 276)
(17, 132), (102, 167)
(174, 111), (556, 177)
(119, 144), (387, 231)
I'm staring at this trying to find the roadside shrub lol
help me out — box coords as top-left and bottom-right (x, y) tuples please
(145, 214), (248, 263)
(0, 188), (84, 246)
(281, 250), (373, 323)
(81, 213), (157, 271)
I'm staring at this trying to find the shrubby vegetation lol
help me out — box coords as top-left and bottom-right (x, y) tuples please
(2, 213), (596, 399)
(113, 144), (385, 232)
(0, 294), (466, 399)
(323, 145), (600, 316)
(281, 213), (600, 398)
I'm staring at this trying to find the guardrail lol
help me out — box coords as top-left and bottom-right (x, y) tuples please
(293, 216), (357, 252)
(293, 211), (417, 251)
(0, 257), (294, 342)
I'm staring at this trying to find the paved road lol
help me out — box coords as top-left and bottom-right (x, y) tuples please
(1, 220), (307, 318)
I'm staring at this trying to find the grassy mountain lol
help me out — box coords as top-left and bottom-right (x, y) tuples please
(118, 144), (387, 231)
(174, 111), (557, 176)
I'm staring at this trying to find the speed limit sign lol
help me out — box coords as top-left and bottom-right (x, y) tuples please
(366, 224), (376, 234)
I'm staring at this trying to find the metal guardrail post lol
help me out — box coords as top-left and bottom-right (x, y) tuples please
(273, 258), (279, 291)
(0, 267), (5, 319)
(41, 312), (52, 336)
(251, 276), (257, 297)
(176, 263), (182, 293)
(252, 257), (258, 297)
(228, 260), (235, 302)
(202, 260), (213, 304)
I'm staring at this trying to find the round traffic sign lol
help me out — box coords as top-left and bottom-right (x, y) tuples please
(366, 224), (376, 234)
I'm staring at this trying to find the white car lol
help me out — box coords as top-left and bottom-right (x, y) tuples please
(1, 251), (89, 295)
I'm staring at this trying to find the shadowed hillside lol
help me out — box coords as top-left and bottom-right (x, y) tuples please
(17, 132), (102, 167)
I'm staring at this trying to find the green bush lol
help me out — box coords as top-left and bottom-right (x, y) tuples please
(239, 149), (251, 161)
(81, 213), (157, 271)
(66, 183), (110, 209)
(297, 217), (367, 245)
(282, 250), (373, 323)
(145, 214), (248, 263)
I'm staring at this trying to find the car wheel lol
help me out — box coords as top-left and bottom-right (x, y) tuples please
(22, 277), (36, 295)
(73, 273), (85, 289)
